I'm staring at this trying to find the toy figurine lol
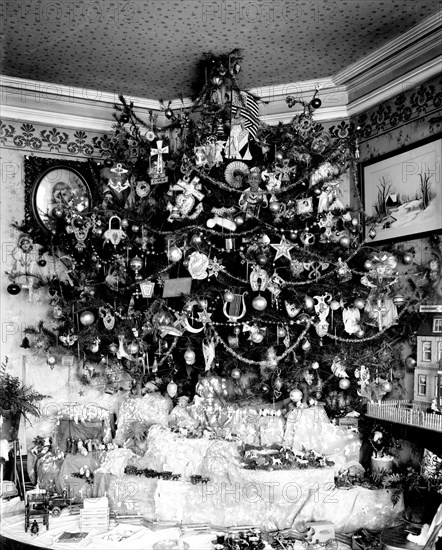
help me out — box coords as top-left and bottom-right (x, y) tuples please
(30, 520), (39, 536)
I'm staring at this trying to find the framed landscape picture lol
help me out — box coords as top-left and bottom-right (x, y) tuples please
(360, 135), (442, 244)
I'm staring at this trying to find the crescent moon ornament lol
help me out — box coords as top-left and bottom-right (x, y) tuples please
(183, 300), (205, 333)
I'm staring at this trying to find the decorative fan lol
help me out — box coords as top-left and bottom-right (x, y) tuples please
(224, 161), (249, 188)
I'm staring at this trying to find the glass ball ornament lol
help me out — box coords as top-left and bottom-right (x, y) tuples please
(355, 328), (365, 339)
(269, 201), (282, 214)
(311, 361), (320, 370)
(191, 234), (203, 245)
(121, 218), (129, 229)
(47, 356), (56, 366)
(310, 97), (322, 109)
(364, 260), (373, 270)
(405, 356), (417, 369)
(231, 368), (242, 380)
(353, 298), (365, 309)
(129, 255), (143, 272)
(315, 391), (322, 400)
(261, 383), (270, 393)
(251, 331), (264, 343)
(233, 326), (241, 335)
(127, 341), (139, 355)
(53, 206), (65, 218)
(381, 381), (393, 393)
(164, 108), (174, 119)
(339, 378), (350, 390)
(132, 224), (140, 233)
(403, 252), (414, 265)
(184, 347), (196, 365)
(257, 254), (268, 266)
(275, 151), (284, 162)
(79, 310), (95, 326)
(290, 389), (303, 402)
(252, 295), (267, 311)
(277, 326), (286, 338)
(167, 380), (178, 398)
(7, 283), (21, 295)
(339, 236), (351, 248)
(303, 295), (314, 310)
(94, 227), (103, 237)
(168, 246), (183, 262)
(330, 300), (341, 311)
(224, 290), (235, 303)
(234, 215), (244, 226)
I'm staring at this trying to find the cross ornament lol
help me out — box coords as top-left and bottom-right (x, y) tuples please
(175, 175), (205, 201)
(372, 299), (388, 330)
(151, 140), (169, 174)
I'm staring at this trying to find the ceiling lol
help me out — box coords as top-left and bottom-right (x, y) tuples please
(1, 0), (441, 103)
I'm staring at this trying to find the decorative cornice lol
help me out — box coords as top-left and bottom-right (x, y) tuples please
(0, 14), (440, 130)
(334, 12), (441, 85)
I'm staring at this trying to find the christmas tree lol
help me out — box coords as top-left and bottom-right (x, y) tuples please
(9, 50), (438, 416)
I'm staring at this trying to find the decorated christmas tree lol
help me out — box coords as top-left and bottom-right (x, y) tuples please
(8, 50), (439, 417)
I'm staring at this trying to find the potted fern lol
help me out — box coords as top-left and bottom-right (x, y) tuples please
(0, 356), (50, 440)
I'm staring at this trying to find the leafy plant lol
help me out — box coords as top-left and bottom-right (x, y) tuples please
(0, 356), (50, 422)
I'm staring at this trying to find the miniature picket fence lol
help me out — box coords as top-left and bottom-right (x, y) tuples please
(367, 400), (442, 432)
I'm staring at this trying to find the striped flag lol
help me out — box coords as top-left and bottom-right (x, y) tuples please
(231, 91), (260, 140)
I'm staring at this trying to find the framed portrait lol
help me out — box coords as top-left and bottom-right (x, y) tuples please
(24, 157), (99, 234)
(360, 135), (442, 244)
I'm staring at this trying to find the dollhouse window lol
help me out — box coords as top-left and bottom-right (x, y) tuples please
(418, 375), (427, 395)
(433, 376), (442, 397)
(433, 318), (442, 332)
(422, 341), (432, 361)
(438, 341), (442, 361)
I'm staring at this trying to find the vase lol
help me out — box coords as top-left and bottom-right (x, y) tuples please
(0, 410), (21, 441)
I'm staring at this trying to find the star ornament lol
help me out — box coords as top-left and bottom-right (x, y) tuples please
(271, 236), (294, 261)
(197, 310), (213, 325)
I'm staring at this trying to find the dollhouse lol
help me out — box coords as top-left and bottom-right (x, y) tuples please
(413, 305), (442, 408)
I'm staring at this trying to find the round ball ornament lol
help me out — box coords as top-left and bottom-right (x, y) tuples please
(257, 254), (268, 266)
(7, 283), (21, 295)
(311, 361), (320, 370)
(234, 215), (244, 226)
(315, 391), (322, 400)
(168, 246), (183, 263)
(381, 381), (393, 393)
(261, 384), (270, 394)
(290, 389), (303, 402)
(252, 295), (267, 311)
(231, 368), (242, 380)
(339, 378), (350, 390)
(296, 313), (311, 325)
(224, 290), (235, 303)
(164, 108), (174, 120)
(310, 97), (322, 109)
(364, 260), (373, 270)
(353, 298), (365, 310)
(47, 356), (56, 366)
(127, 341), (139, 355)
(403, 252), (414, 265)
(129, 255), (143, 272)
(269, 201), (282, 214)
(355, 328), (365, 339)
(339, 236), (351, 248)
(392, 294), (405, 306)
(37, 259), (47, 267)
(405, 356), (417, 369)
(53, 206), (65, 218)
(330, 300), (341, 311)
(121, 218), (129, 229)
(79, 311), (95, 326)
(303, 295), (314, 310)
(277, 326), (286, 338)
(109, 343), (118, 354)
(251, 331), (264, 343)
(275, 151), (284, 162)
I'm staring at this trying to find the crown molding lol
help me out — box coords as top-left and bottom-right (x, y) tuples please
(334, 12), (441, 86)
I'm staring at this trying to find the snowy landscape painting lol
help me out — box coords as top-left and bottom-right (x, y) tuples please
(361, 136), (442, 244)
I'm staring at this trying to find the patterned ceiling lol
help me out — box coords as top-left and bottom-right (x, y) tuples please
(1, 1), (441, 101)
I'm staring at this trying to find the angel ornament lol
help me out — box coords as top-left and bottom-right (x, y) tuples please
(314, 293), (331, 338)
(239, 169), (268, 218)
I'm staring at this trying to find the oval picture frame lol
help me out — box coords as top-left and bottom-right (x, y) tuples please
(31, 165), (91, 233)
